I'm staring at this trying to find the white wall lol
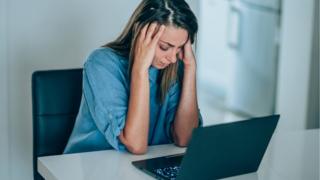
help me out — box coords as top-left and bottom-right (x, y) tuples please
(276, 0), (318, 131)
(0, 0), (9, 179)
(4, 0), (199, 179)
(6, 0), (141, 179)
(198, 0), (233, 96)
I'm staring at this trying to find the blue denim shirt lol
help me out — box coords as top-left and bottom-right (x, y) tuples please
(64, 47), (202, 154)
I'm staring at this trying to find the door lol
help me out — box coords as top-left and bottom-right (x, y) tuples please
(226, 0), (281, 116)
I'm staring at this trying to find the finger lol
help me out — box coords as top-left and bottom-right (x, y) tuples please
(138, 23), (149, 42)
(145, 23), (158, 43)
(183, 39), (193, 56)
(178, 50), (184, 60)
(184, 38), (192, 50)
(151, 25), (166, 46)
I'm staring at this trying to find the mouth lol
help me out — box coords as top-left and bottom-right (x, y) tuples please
(159, 61), (168, 67)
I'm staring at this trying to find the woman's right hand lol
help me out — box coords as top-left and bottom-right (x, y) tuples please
(132, 23), (165, 72)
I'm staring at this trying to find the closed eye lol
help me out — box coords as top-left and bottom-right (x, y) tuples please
(160, 45), (169, 51)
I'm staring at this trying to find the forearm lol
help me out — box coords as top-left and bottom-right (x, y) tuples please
(118, 23), (165, 154)
(120, 68), (149, 154)
(172, 66), (199, 146)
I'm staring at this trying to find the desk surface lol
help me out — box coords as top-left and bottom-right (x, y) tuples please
(38, 129), (319, 180)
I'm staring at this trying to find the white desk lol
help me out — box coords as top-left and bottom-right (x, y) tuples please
(38, 129), (319, 180)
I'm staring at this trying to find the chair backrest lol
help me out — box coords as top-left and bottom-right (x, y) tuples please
(32, 68), (82, 180)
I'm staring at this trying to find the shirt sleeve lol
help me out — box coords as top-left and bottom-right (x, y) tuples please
(165, 82), (203, 143)
(82, 50), (128, 151)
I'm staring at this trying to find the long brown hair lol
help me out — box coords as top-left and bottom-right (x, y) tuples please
(104, 0), (198, 102)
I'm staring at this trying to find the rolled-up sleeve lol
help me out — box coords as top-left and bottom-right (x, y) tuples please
(164, 83), (204, 142)
(83, 52), (128, 151)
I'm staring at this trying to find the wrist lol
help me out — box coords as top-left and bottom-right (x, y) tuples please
(132, 65), (149, 79)
(184, 63), (196, 72)
(132, 63), (149, 74)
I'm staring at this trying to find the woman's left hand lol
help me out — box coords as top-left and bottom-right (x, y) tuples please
(178, 39), (196, 69)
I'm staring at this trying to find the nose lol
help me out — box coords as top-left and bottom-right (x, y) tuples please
(167, 50), (177, 63)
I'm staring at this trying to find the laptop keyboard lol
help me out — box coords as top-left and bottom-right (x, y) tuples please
(153, 165), (181, 180)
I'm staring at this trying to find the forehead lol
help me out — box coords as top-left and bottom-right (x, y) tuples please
(159, 26), (188, 47)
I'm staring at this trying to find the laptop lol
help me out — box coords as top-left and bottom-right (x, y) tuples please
(132, 115), (279, 180)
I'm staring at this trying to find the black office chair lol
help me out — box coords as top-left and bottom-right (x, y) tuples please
(32, 68), (83, 180)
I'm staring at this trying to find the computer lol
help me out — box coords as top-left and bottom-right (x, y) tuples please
(132, 115), (280, 180)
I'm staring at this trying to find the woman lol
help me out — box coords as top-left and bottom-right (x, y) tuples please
(64, 0), (202, 155)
